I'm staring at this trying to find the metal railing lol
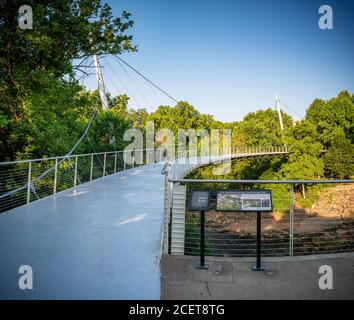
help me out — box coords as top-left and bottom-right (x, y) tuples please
(165, 178), (354, 257)
(0, 145), (288, 213)
(230, 145), (288, 156)
(0, 149), (171, 213)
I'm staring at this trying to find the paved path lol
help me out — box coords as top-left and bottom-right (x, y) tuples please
(161, 253), (354, 300)
(0, 164), (165, 300)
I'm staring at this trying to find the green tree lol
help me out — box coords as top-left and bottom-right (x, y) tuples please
(86, 91), (133, 152)
(10, 70), (95, 159)
(148, 102), (214, 133)
(237, 108), (292, 146)
(0, 0), (136, 161)
(324, 131), (354, 179)
(306, 91), (354, 146)
(279, 120), (324, 197)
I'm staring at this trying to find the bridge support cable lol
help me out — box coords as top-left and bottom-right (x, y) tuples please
(279, 99), (304, 119)
(115, 57), (154, 110)
(114, 55), (179, 104)
(0, 107), (98, 201)
(102, 57), (142, 109)
(86, 136), (108, 176)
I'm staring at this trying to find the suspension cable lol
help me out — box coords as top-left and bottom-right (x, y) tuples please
(279, 100), (304, 119)
(115, 55), (179, 104)
(103, 57), (142, 108)
(116, 57), (154, 109)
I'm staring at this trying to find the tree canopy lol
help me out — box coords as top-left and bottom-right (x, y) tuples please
(324, 130), (354, 179)
(0, 1), (352, 189)
(305, 91), (354, 146)
(0, 0), (136, 160)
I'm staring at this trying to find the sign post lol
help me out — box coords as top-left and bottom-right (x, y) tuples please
(252, 211), (265, 271)
(198, 210), (207, 269)
(216, 189), (272, 271)
(188, 189), (211, 270)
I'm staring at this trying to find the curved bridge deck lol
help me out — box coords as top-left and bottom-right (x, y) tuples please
(0, 164), (165, 300)
(0, 149), (290, 299)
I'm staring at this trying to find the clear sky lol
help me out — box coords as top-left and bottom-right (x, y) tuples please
(83, 0), (354, 122)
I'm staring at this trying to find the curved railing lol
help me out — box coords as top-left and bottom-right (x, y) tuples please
(164, 177), (354, 257)
(0, 146), (288, 213)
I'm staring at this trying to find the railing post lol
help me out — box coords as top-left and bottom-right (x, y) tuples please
(103, 153), (106, 177)
(53, 158), (58, 195)
(26, 162), (32, 204)
(124, 151), (126, 171)
(74, 156), (78, 187)
(90, 154), (93, 181)
(289, 183), (295, 256)
(114, 152), (117, 174)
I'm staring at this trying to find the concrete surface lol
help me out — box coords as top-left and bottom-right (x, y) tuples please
(161, 253), (354, 300)
(0, 164), (165, 300)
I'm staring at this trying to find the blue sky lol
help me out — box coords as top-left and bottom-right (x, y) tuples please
(83, 0), (354, 122)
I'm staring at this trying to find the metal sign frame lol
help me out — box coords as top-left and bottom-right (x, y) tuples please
(216, 189), (273, 212)
(188, 189), (211, 212)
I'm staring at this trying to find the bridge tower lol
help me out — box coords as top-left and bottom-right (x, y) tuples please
(93, 54), (109, 111)
(275, 94), (284, 130)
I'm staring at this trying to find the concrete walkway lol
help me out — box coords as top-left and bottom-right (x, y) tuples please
(161, 253), (354, 300)
(0, 164), (165, 300)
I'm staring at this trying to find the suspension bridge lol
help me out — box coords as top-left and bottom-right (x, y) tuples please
(0, 55), (352, 300)
(0, 146), (289, 299)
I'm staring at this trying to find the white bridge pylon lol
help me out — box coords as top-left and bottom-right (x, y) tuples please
(93, 54), (109, 111)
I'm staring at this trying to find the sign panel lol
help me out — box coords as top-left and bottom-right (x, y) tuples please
(216, 190), (272, 212)
(188, 189), (211, 211)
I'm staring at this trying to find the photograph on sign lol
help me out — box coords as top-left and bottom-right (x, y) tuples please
(216, 190), (272, 212)
(216, 192), (242, 211)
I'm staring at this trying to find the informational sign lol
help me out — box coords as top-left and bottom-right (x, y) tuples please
(216, 190), (272, 212)
(188, 190), (211, 211)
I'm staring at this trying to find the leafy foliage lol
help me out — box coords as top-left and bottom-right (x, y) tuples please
(0, 0), (136, 161)
(306, 91), (354, 146)
(324, 131), (354, 179)
(236, 108), (292, 146)
(0, 2), (352, 199)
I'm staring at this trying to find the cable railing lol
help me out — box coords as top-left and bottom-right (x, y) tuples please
(0, 145), (289, 213)
(164, 178), (354, 257)
(0, 149), (166, 213)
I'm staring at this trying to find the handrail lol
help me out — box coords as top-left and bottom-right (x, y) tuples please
(0, 149), (157, 166)
(0, 145), (290, 213)
(161, 162), (169, 175)
(166, 177), (354, 258)
(0, 145), (289, 166)
(168, 178), (354, 184)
